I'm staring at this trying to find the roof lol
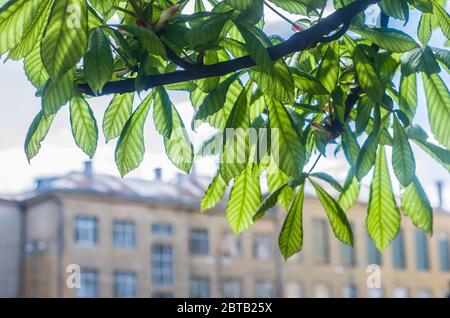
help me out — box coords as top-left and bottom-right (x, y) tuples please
(12, 170), (217, 207)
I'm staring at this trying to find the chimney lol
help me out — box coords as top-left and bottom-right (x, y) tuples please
(84, 161), (93, 177)
(154, 168), (162, 181)
(436, 181), (444, 209)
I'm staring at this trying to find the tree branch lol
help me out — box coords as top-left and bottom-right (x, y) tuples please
(79, 0), (380, 96)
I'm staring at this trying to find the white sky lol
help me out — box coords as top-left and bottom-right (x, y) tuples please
(0, 3), (449, 210)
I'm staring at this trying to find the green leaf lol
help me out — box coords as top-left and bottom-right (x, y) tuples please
(418, 13), (432, 45)
(310, 172), (343, 192)
(116, 24), (166, 57)
(291, 69), (328, 95)
(163, 106), (194, 174)
(187, 15), (228, 48)
(41, 0), (88, 79)
(115, 94), (152, 177)
(407, 125), (450, 173)
(267, 162), (294, 210)
(316, 42), (339, 94)
(402, 177), (433, 235)
(89, 0), (115, 19)
(24, 110), (55, 162)
(8, 0), (53, 60)
(153, 86), (173, 139)
(355, 96), (373, 134)
(266, 0), (309, 15)
(23, 43), (48, 89)
(193, 74), (240, 123)
(201, 172), (227, 212)
(422, 73), (450, 150)
(310, 179), (353, 246)
(399, 73), (417, 122)
(379, 0), (408, 21)
(253, 183), (289, 221)
(353, 45), (384, 103)
(226, 0), (257, 11)
(367, 146), (401, 251)
(237, 24), (273, 72)
(0, 0), (42, 55)
(342, 125), (361, 166)
(226, 165), (261, 234)
(355, 124), (380, 181)
(433, 1), (450, 39)
(279, 184), (304, 260)
(250, 61), (295, 104)
(352, 27), (417, 53)
(338, 170), (360, 212)
(42, 68), (75, 115)
(392, 116), (415, 187)
(69, 92), (98, 158)
(266, 97), (305, 178)
(401, 47), (440, 76)
(103, 93), (134, 142)
(84, 28), (114, 95)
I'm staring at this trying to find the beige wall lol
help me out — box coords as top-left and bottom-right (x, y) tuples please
(0, 200), (21, 297)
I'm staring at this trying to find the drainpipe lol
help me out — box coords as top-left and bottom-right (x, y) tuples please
(18, 202), (27, 298)
(51, 195), (65, 298)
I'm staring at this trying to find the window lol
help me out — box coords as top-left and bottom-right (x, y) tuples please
(342, 284), (358, 298)
(416, 289), (432, 298)
(314, 283), (332, 298)
(312, 219), (330, 264)
(151, 244), (174, 286)
(222, 279), (243, 298)
(392, 286), (409, 298)
(190, 276), (210, 298)
(367, 288), (384, 298)
(222, 233), (242, 259)
(255, 281), (275, 298)
(253, 235), (272, 260)
(152, 292), (174, 298)
(366, 234), (381, 266)
(75, 216), (98, 246)
(391, 230), (406, 269)
(340, 223), (356, 267)
(113, 220), (135, 248)
(114, 271), (136, 298)
(438, 234), (450, 272)
(189, 229), (209, 255)
(76, 269), (98, 298)
(151, 223), (173, 237)
(415, 230), (430, 270)
(285, 282), (305, 298)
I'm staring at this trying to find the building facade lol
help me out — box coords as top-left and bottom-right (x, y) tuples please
(1, 163), (450, 298)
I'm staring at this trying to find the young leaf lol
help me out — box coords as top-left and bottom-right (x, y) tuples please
(309, 172), (344, 192)
(24, 110), (56, 162)
(392, 116), (415, 187)
(69, 92), (98, 158)
(115, 94), (152, 177)
(153, 86), (173, 139)
(84, 28), (114, 95)
(418, 13), (432, 45)
(402, 177), (433, 235)
(267, 163), (294, 210)
(103, 93), (134, 142)
(338, 170), (361, 213)
(316, 42), (339, 94)
(253, 183), (289, 221)
(226, 165), (261, 234)
(163, 106), (194, 174)
(311, 179), (353, 246)
(201, 172), (227, 212)
(42, 68), (75, 115)
(352, 27), (417, 53)
(266, 97), (305, 179)
(355, 123), (380, 181)
(422, 73), (450, 150)
(367, 146), (401, 251)
(399, 73), (417, 122)
(342, 126), (361, 167)
(279, 184), (305, 260)
(237, 24), (273, 72)
(353, 45), (384, 104)
(41, 0), (88, 79)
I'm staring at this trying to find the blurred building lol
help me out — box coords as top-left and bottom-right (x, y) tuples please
(0, 162), (449, 298)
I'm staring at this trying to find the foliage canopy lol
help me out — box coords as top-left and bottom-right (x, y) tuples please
(1, 0), (450, 259)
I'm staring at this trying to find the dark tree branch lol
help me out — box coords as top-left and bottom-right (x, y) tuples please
(79, 0), (380, 96)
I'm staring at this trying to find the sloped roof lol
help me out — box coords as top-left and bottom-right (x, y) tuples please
(14, 170), (217, 207)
